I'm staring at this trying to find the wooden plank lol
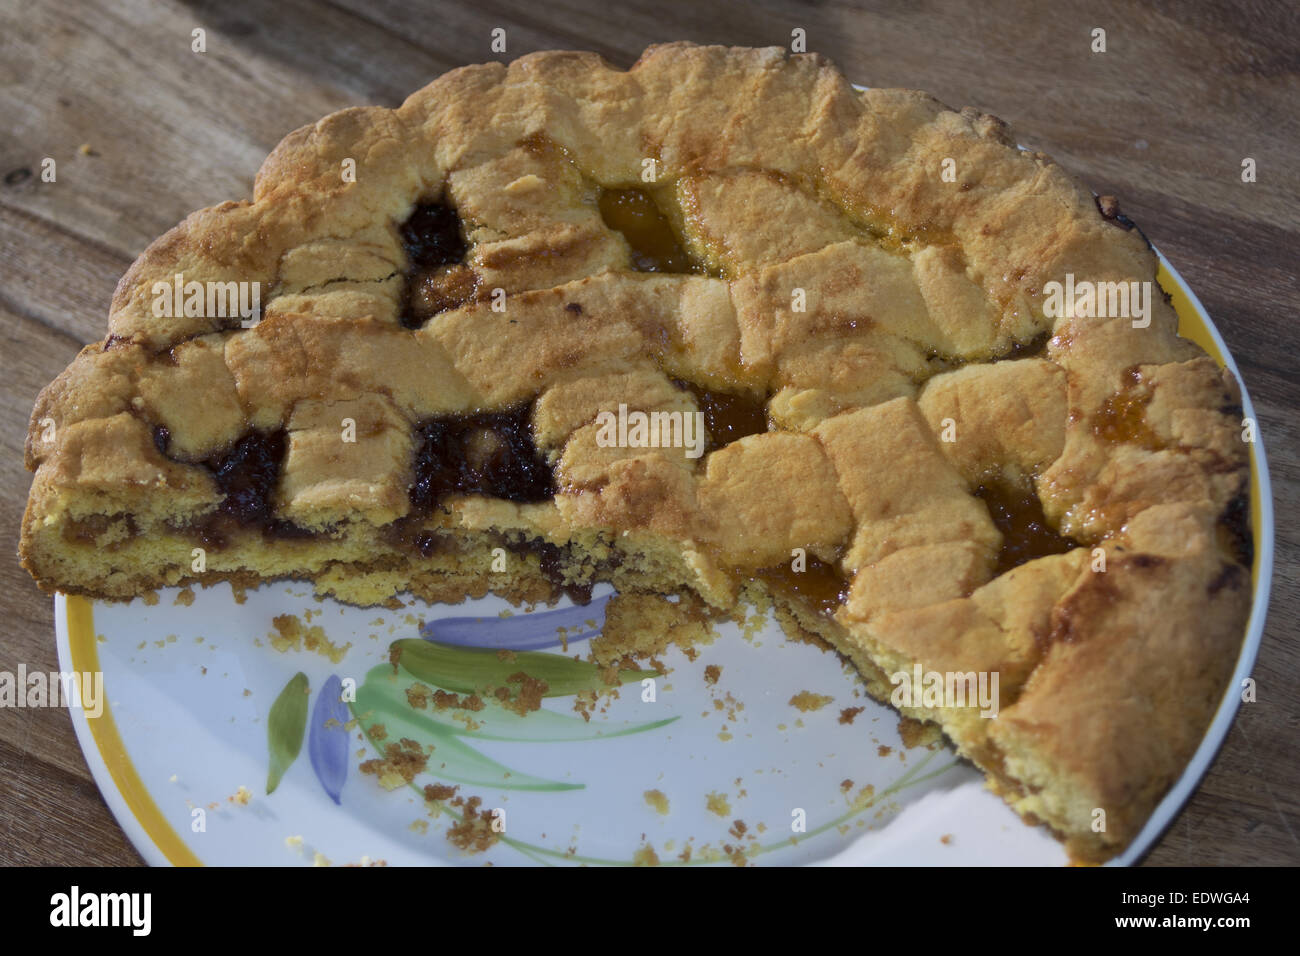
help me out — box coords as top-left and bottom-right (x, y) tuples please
(0, 0), (364, 263)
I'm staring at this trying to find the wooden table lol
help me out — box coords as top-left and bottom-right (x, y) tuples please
(1, 0), (1295, 866)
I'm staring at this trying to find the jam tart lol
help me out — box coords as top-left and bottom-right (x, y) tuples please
(20, 44), (1251, 863)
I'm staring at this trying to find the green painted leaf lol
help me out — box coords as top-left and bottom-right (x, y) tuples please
(392, 639), (651, 698)
(267, 672), (310, 795)
(351, 678), (581, 791)
(358, 664), (677, 742)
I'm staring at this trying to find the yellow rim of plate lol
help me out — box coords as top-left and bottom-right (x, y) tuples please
(64, 263), (1265, 866)
(66, 595), (202, 866)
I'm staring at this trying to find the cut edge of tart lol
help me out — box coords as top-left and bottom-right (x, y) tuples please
(20, 43), (1252, 864)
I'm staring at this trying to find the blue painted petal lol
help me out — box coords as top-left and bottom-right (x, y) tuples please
(419, 592), (610, 651)
(308, 674), (350, 805)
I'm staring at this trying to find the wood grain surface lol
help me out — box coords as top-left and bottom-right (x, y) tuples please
(0, 0), (1295, 866)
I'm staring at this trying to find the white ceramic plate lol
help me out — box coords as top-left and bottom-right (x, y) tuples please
(53, 249), (1272, 867)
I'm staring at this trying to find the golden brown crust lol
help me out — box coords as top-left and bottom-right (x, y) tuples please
(19, 43), (1251, 864)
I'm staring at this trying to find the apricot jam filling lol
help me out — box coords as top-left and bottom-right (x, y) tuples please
(975, 481), (1079, 576)
(598, 187), (700, 274)
(753, 555), (849, 618)
(1091, 390), (1162, 450)
(672, 379), (768, 450)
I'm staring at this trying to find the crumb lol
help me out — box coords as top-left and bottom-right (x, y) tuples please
(789, 691), (832, 712)
(423, 783), (459, 802)
(446, 796), (501, 853)
(492, 672), (548, 716)
(231, 584), (248, 604)
(940, 833), (953, 845)
(704, 664), (721, 685)
(877, 744), (892, 757)
(360, 739), (428, 787)
(644, 789), (670, 815)
(229, 786), (252, 806)
(430, 688), (484, 712)
(632, 844), (660, 866)
(589, 592), (717, 665)
(839, 706), (865, 725)
(406, 683), (431, 710)
(269, 613), (351, 663)
(284, 835), (303, 850)
(705, 791), (731, 817)
(452, 711), (483, 732)
(572, 690), (596, 722)
(840, 778), (854, 792)
(409, 820), (429, 834)
(897, 715), (942, 749)
(728, 819), (747, 840)
(169, 774), (178, 783)
(312, 852), (330, 867)
(851, 783), (876, 810)
(174, 588), (195, 607)
(140, 590), (159, 606)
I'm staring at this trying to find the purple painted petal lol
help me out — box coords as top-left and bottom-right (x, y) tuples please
(419, 592), (610, 651)
(308, 674), (349, 805)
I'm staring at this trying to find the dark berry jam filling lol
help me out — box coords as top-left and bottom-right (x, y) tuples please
(183, 429), (314, 548)
(401, 202), (467, 269)
(382, 520), (456, 559)
(207, 430), (285, 524)
(503, 537), (595, 606)
(410, 403), (554, 514)
(398, 201), (475, 328)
